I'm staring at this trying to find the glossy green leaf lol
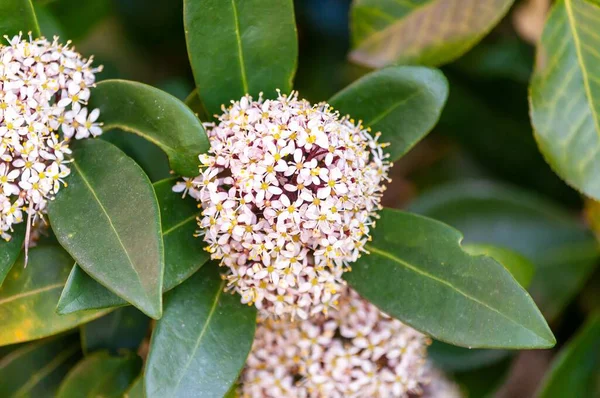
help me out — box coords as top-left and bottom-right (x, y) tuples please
(350, 0), (514, 68)
(124, 376), (144, 398)
(184, 0), (298, 115)
(56, 352), (142, 398)
(329, 66), (448, 161)
(0, 246), (108, 346)
(81, 307), (149, 355)
(409, 181), (600, 321)
(0, 225), (25, 287)
(48, 139), (163, 319)
(428, 340), (509, 372)
(536, 313), (600, 397)
(529, 0), (600, 200)
(345, 208), (555, 349)
(145, 264), (256, 397)
(184, 89), (210, 122)
(0, 334), (81, 397)
(56, 177), (208, 313)
(463, 243), (535, 288)
(0, 0), (40, 38)
(88, 79), (209, 177)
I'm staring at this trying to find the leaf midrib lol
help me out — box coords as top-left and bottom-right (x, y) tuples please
(171, 280), (225, 396)
(0, 283), (63, 306)
(163, 213), (200, 236)
(365, 87), (423, 127)
(365, 244), (549, 342)
(71, 160), (148, 303)
(231, 0), (249, 94)
(564, 0), (600, 141)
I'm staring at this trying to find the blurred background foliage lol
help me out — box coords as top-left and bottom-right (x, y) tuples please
(4, 0), (598, 397)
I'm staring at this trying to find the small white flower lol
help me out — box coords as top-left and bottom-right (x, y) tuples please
(0, 33), (102, 242)
(239, 287), (431, 398)
(175, 91), (390, 319)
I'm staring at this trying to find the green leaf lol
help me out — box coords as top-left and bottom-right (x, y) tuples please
(536, 313), (600, 397)
(428, 340), (509, 372)
(529, 0), (600, 200)
(463, 244), (535, 288)
(88, 80), (209, 177)
(329, 66), (448, 161)
(0, 0), (40, 38)
(81, 307), (149, 355)
(56, 177), (208, 313)
(350, 0), (514, 68)
(184, 89), (210, 122)
(409, 181), (600, 321)
(345, 208), (555, 349)
(0, 225), (25, 287)
(124, 376), (144, 398)
(48, 139), (164, 319)
(0, 246), (108, 346)
(184, 0), (298, 116)
(0, 334), (82, 397)
(145, 264), (256, 397)
(56, 352), (142, 398)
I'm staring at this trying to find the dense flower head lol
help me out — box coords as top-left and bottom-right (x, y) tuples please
(0, 33), (102, 241)
(239, 287), (429, 398)
(176, 91), (391, 319)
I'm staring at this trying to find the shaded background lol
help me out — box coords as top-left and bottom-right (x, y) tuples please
(27, 0), (600, 396)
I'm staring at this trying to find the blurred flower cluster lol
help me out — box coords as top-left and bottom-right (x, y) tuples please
(0, 33), (102, 241)
(239, 286), (430, 398)
(175, 92), (390, 319)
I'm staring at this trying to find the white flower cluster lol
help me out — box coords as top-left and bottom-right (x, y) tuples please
(176, 92), (390, 318)
(0, 33), (102, 241)
(239, 287), (430, 398)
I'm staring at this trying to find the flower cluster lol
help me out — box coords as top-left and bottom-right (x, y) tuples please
(176, 92), (390, 318)
(239, 287), (430, 398)
(0, 33), (102, 241)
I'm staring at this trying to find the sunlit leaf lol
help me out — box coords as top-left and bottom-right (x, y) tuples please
(56, 352), (141, 398)
(350, 0), (514, 68)
(56, 177), (208, 313)
(536, 313), (600, 397)
(345, 208), (555, 349)
(0, 246), (108, 346)
(184, 0), (298, 115)
(0, 334), (81, 397)
(0, 0), (40, 38)
(145, 264), (256, 397)
(48, 139), (164, 319)
(530, 0), (600, 200)
(409, 180), (600, 321)
(124, 376), (144, 398)
(329, 66), (448, 161)
(88, 80), (209, 177)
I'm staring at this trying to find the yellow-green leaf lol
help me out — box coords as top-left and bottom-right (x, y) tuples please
(530, 0), (600, 200)
(0, 246), (108, 346)
(350, 0), (514, 68)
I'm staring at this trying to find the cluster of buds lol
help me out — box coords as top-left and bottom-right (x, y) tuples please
(238, 286), (430, 397)
(176, 92), (390, 318)
(0, 33), (102, 242)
